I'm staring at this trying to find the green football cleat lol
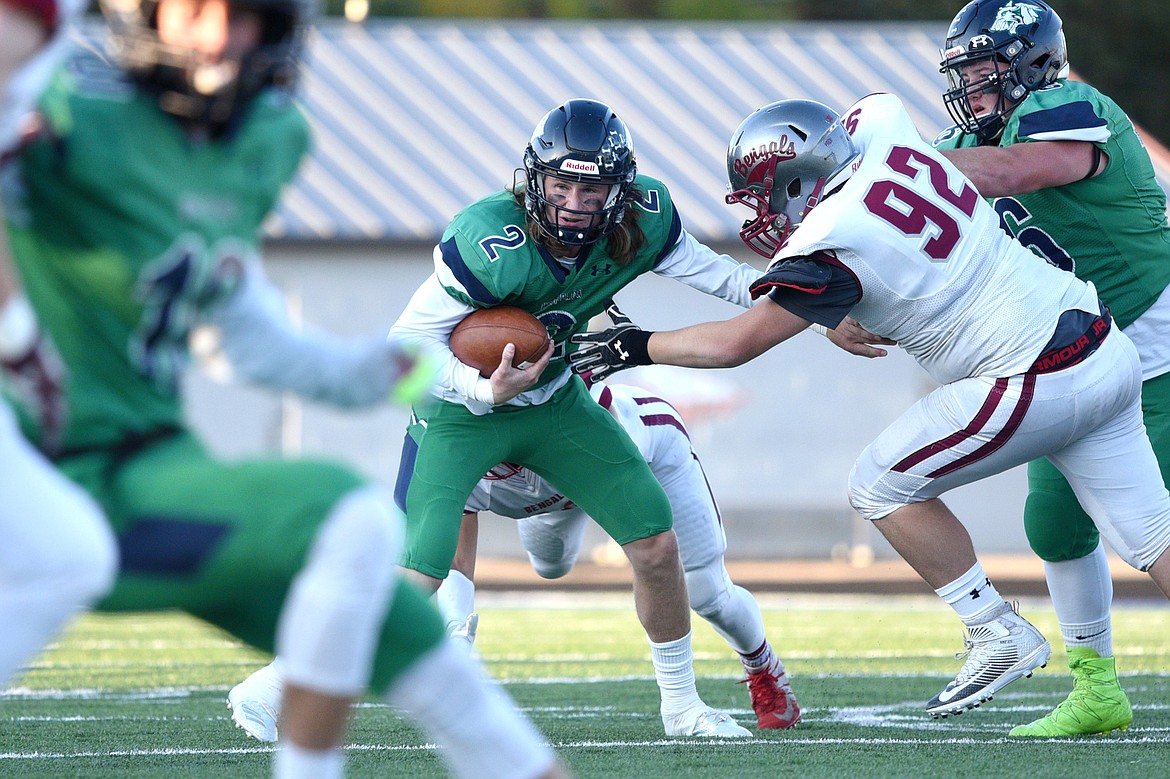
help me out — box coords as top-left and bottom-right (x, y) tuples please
(1009, 648), (1133, 737)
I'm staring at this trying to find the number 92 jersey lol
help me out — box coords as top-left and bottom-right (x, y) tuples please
(776, 92), (1098, 385)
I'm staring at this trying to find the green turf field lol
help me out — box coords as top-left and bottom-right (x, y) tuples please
(2, 593), (1167, 778)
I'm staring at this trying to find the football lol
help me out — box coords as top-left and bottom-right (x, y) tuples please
(449, 306), (550, 377)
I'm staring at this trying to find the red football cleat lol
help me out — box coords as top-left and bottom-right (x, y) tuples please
(742, 663), (801, 729)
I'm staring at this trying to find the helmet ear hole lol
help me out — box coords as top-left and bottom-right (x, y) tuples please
(786, 178), (802, 199)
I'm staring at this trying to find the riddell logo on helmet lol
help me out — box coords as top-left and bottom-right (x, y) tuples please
(561, 160), (600, 175)
(732, 134), (796, 178)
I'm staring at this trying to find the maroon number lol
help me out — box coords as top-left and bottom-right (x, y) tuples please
(862, 145), (979, 261)
(863, 181), (960, 260)
(886, 146), (978, 217)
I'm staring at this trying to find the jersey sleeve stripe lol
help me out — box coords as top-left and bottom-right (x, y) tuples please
(1018, 102), (1111, 144)
(650, 207), (684, 268)
(638, 413), (688, 437)
(439, 236), (500, 305)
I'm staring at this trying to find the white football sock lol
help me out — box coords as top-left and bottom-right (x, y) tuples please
(1044, 541), (1113, 656)
(935, 561), (1007, 625)
(435, 569), (476, 627)
(274, 742), (344, 779)
(649, 631), (702, 715)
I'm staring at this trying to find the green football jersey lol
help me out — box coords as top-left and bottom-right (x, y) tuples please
(3, 52), (309, 452)
(434, 175), (682, 390)
(934, 79), (1170, 331)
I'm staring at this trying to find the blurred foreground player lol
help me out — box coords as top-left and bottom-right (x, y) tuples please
(2, 0), (568, 775)
(0, 0), (118, 689)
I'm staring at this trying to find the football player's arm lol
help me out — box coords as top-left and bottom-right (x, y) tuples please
(653, 229), (760, 308)
(389, 275), (550, 406)
(647, 297), (810, 368)
(210, 260), (427, 407)
(387, 274), (496, 405)
(940, 141), (1106, 197)
(656, 232), (889, 357)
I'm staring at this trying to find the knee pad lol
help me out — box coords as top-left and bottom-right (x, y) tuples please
(517, 512), (586, 579)
(1023, 489), (1101, 561)
(685, 561), (766, 655)
(683, 559), (731, 618)
(277, 486), (402, 696)
(847, 457), (922, 521)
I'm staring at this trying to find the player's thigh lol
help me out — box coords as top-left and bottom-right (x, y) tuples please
(1022, 370), (1170, 561)
(850, 376), (1047, 517)
(82, 432), (367, 650)
(1140, 369), (1170, 484)
(528, 381), (671, 545)
(401, 401), (509, 579)
(0, 403), (114, 578)
(1049, 393), (1170, 571)
(648, 432), (727, 568)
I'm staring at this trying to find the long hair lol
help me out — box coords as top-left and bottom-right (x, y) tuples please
(513, 181), (647, 265)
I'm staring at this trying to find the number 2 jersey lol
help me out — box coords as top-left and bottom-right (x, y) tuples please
(391, 175), (758, 414)
(933, 78), (1170, 380)
(3, 50), (309, 452)
(766, 92), (1099, 386)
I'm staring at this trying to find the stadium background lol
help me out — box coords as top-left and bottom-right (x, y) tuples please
(179, 16), (1170, 585)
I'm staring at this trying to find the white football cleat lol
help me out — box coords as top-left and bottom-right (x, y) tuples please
(446, 612), (479, 650)
(927, 602), (1051, 718)
(226, 663), (283, 743)
(663, 705), (752, 738)
(227, 689), (280, 743)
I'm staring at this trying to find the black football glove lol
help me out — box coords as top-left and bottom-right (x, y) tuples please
(748, 257), (832, 300)
(567, 301), (653, 383)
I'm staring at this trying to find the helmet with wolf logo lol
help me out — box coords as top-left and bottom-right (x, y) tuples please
(939, 0), (1068, 143)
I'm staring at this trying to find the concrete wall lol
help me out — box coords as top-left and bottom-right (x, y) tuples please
(184, 243), (1031, 561)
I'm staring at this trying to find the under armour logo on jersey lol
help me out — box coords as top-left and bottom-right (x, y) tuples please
(591, 263), (613, 276)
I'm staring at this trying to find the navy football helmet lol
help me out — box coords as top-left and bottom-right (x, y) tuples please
(523, 98), (637, 247)
(940, 0), (1068, 142)
(99, 0), (312, 134)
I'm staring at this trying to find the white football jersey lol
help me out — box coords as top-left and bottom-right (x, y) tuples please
(777, 93), (1101, 384)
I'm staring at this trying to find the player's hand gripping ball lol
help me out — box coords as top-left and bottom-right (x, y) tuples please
(450, 306), (550, 377)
